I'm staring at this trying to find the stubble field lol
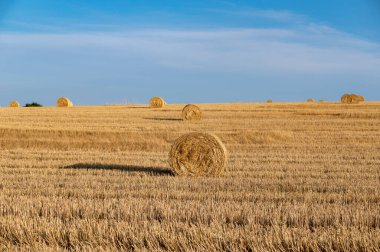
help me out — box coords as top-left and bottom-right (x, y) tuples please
(0, 102), (379, 251)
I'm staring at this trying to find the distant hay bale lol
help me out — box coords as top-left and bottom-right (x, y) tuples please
(341, 94), (365, 104)
(169, 132), (228, 176)
(307, 98), (314, 103)
(9, 101), (20, 107)
(150, 97), (165, 108)
(348, 94), (360, 104)
(57, 97), (73, 107)
(266, 99), (273, 103)
(318, 100), (325, 103)
(182, 104), (202, 121)
(341, 94), (350, 103)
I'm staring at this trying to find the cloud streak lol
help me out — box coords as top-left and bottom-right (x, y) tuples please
(207, 8), (307, 23)
(1, 26), (378, 73)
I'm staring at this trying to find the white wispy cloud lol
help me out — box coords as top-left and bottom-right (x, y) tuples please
(1, 26), (378, 75)
(209, 8), (306, 23)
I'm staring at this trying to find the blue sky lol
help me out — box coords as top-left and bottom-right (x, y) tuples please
(0, 0), (379, 105)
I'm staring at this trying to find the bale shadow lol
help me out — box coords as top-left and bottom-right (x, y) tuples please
(63, 163), (174, 176)
(125, 106), (149, 109)
(144, 117), (182, 121)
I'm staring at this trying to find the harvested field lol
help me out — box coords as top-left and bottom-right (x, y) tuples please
(0, 102), (380, 251)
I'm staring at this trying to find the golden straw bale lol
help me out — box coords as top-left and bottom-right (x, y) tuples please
(307, 98), (314, 103)
(9, 101), (20, 107)
(266, 99), (273, 103)
(340, 94), (365, 104)
(341, 94), (365, 104)
(169, 133), (228, 176)
(182, 104), (202, 121)
(57, 97), (73, 107)
(341, 94), (350, 103)
(150, 97), (165, 108)
(348, 94), (360, 104)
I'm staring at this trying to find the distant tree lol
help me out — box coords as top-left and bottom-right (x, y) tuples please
(24, 102), (43, 107)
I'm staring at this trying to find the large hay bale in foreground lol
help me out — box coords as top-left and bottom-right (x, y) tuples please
(169, 133), (228, 176)
(57, 97), (73, 107)
(150, 97), (165, 108)
(182, 104), (202, 121)
(9, 101), (20, 107)
(307, 98), (314, 103)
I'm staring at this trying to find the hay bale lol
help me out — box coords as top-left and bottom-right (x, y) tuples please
(341, 94), (350, 103)
(57, 97), (73, 107)
(169, 132), (228, 176)
(182, 104), (202, 121)
(341, 94), (365, 104)
(150, 97), (165, 108)
(266, 99), (273, 103)
(307, 98), (314, 103)
(9, 101), (20, 107)
(348, 94), (360, 104)
(318, 100), (325, 103)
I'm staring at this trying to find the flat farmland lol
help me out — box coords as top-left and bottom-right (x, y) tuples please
(0, 102), (379, 251)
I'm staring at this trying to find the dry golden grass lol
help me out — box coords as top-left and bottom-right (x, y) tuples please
(0, 102), (380, 251)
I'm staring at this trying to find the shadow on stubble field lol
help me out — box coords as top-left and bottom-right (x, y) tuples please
(63, 163), (174, 176)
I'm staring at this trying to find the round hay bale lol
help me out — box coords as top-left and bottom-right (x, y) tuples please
(169, 132), (228, 176)
(266, 99), (273, 103)
(9, 101), (20, 107)
(150, 97), (165, 108)
(348, 94), (360, 104)
(318, 100), (325, 103)
(341, 94), (350, 103)
(341, 94), (365, 104)
(57, 97), (73, 107)
(342, 94), (365, 104)
(182, 104), (202, 121)
(307, 98), (314, 103)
